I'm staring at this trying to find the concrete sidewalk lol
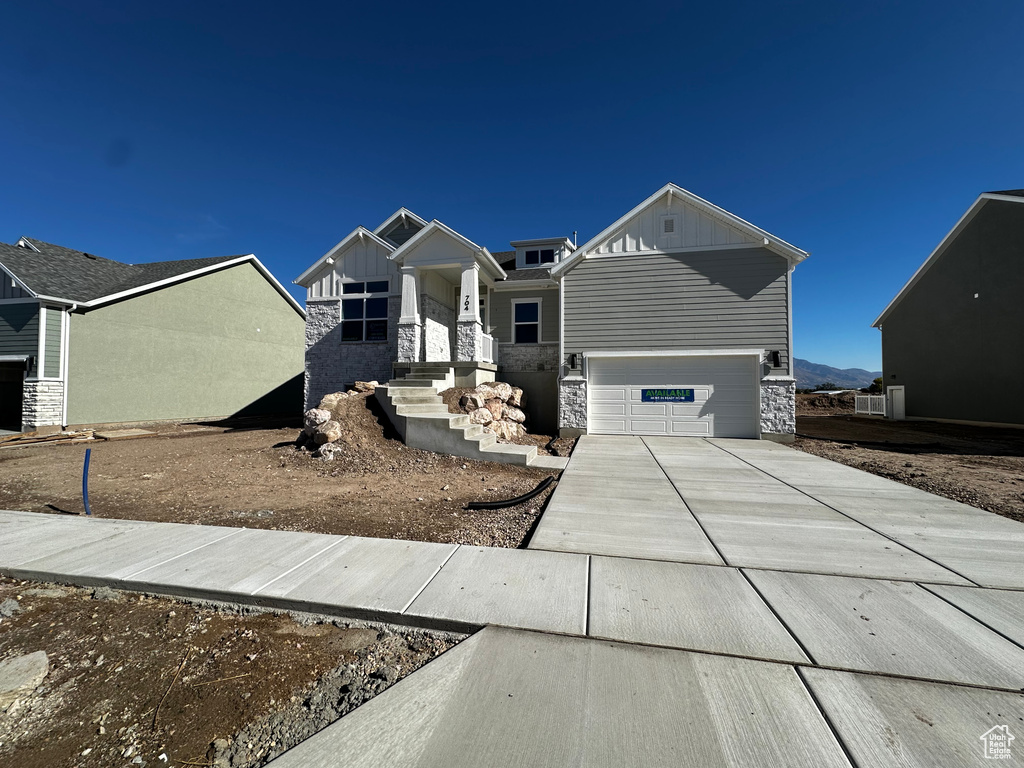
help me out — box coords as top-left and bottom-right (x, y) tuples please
(2, 434), (1023, 766)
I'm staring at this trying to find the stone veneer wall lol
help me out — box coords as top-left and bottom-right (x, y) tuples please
(760, 377), (796, 436)
(456, 321), (481, 361)
(497, 343), (559, 373)
(303, 297), (400, 409)
(422, 295), (455, 362)
(558, 377), (587, 432)
(22, 379), (64, 429)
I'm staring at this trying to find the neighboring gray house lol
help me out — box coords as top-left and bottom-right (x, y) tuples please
(872, 190), (1024, 426)
(0, 237), (306, 433)
(296, 184), (808, 440)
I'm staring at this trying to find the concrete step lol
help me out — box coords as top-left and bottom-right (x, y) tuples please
(374, 382), (541, 468)
(528, 454), (570, 470)
(395, 404), (453, 415)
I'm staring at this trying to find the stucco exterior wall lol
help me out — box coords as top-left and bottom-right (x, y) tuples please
(68, 263), (305, 425)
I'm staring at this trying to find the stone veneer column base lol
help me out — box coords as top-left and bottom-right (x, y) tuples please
(22, 379), (64, 430)
(558, 376), (588, 436)
(760, 376), (796, 439)
(456, 320), (481, 362)
(397, 322), (422, 364)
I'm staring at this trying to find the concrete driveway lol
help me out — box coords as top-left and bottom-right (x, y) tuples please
(3, 435), (1023, 766)
(531, 435), (1024, 588)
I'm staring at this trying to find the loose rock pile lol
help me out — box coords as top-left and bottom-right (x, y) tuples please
(300, 380), (379, 460)
(455, 382), (528, 441)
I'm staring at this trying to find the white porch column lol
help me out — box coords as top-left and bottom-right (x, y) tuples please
(397, 266), (422, 363)
(456, 262), (481, 362)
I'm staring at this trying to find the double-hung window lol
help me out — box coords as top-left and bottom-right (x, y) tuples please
(341, 280), (390, 342)
(513, 299), (540, 344)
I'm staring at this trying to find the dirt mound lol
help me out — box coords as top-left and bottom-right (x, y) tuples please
(796, 391), (858, 416)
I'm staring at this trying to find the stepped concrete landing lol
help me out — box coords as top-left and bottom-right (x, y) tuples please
(374, 376), (567, 470)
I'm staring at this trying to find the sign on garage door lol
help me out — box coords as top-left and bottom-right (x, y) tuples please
(588, 354), (759, 437)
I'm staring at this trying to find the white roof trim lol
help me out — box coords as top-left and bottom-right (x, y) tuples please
(82, 255), (305, 317)
(872, 193), (1024, 327)
(373, 207), (429, 237)
(388, 220), (507, 280)
(551, 183), (809, 277)
(293, 227), (395, 287)
(509, 237), (575, 248)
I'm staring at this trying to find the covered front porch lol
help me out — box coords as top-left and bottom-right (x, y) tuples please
(390, 220), (507, 376)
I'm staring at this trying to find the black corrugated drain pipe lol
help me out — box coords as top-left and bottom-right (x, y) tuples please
(465, 475), (556, 510)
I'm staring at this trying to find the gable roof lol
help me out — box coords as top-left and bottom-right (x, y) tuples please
(550, 183), (809, 277)
(373, 207), (428, 239)
(293, 226), (395, 287)
(388, 220), (507, 280)
(872, 191), (1024, 328)
(0, 237), (304, 316)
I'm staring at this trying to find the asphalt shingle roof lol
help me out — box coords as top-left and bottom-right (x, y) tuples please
(990, 189), (1024, 198)
(502, 267), (556, 282)
(0, 238), (246, 303)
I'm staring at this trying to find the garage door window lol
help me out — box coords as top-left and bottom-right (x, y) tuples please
(513, 299), (540, 343)
(341, 280), (390, 342)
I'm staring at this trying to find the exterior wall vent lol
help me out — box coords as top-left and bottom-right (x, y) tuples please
(663, 217), (675, 234)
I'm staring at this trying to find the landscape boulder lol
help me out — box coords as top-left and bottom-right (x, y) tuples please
(313, 442), (341, 461)
(502, 405), (526, 423)
(460, 392), (486, 410)
(314, 420), (343, 445)
(303, 408), (332, 433)
(489, 382), (513, 402)
(318, 392), (349, 410)
(0, 651), (49, 712)
(507, 387), (526, 408)
(483, 399), (504, 420)
(468, 407), (493, 425)
(354, 380), (380, 393)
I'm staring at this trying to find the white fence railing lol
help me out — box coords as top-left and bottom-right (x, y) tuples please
(855, 395), (886, 416)
(481, 333), (498, 365)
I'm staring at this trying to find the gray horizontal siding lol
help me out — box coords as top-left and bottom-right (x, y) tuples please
(44, 307), (62, 377)
(0, 302), (39, 376)
(564, 247), (790, 373)
(489, 287), (559, 344)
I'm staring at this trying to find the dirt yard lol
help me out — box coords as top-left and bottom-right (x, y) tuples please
(0, 576), (461, 768)
(794, 395), (1024, 524)
(0, 393), (565, 548)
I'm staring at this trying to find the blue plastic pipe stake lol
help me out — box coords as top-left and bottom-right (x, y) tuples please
(82, 448), (92, 516)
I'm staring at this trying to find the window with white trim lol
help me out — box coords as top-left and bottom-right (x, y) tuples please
(512, 299), (541, 344)
(341, 280), (390, 342)
(524, 248), (555, 265)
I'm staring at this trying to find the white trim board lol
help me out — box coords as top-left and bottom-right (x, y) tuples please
(583, 348), (765, 359)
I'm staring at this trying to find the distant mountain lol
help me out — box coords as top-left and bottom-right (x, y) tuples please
(793, 358), (881, 390)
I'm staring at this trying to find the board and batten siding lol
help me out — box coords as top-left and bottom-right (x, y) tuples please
(0, 266), (29, 299)
(563, 247), (790, 373)
(44, 307), (62, 378)
(489, 287), (559, 344)
(0, 302), (39, 375)
(305, 239), (398, 299)
(592, 197), (760, 255)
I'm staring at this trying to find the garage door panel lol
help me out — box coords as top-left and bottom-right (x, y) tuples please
(588, 355), (758, 438)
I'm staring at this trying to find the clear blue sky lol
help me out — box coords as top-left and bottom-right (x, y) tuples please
(3, 1), (1022, 371)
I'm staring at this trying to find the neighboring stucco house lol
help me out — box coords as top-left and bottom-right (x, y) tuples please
(872, 190), (1024, 426)
(0, 237), (306, 433)
(296, 184), (808, 440)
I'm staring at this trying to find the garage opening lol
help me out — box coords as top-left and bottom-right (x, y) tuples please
(0, 362), (24, 432)
(587, 353), (760, 438)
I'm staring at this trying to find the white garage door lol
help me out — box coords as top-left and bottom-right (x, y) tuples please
(588, 354), (759, 437)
